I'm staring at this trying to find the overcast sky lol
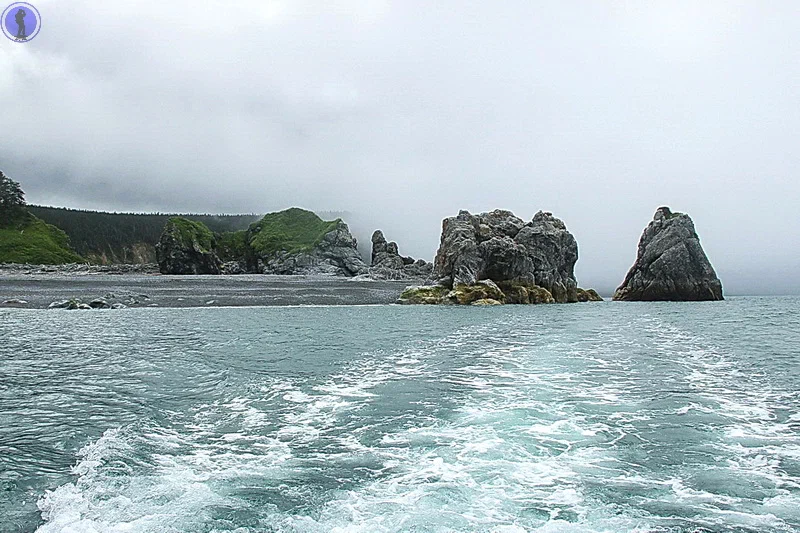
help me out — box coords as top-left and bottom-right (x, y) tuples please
(1, 1), (798, 294)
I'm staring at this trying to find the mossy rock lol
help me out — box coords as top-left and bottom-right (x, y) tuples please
(472, 298), (503, 306)
(399, 280), (559, 306)
(166, 217), (217, 253)
(496, 281), (555, 304)
(397, 285), (449, 305)
(530, 285), (557, 304)
(497, 281), (530, 304)
(576, 288), (604, 302)
(447, 280), (506, 305)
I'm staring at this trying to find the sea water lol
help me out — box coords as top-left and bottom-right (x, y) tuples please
(1, 297), (799, 532)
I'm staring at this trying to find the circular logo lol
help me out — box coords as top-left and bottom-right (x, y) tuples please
(2, 2), (41, 42)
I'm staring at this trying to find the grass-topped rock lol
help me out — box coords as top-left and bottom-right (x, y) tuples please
(248, 208), (341, 256)
(246, 208), (367, 276)
(154, 208), (369, 276)
(156, 217), (222, 274)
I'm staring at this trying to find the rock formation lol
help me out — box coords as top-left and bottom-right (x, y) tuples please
(248, 209), (368, 276)
(432, 209), (579, 303)
(156, 218), (222, 275)
(156, 209), (370, 277)
(613, 207), (723, 301)
(368, 230), (433, 280)
(252, 220), (368, 276)
(576, 288), (604, 302)
(399, 209), (602, 305)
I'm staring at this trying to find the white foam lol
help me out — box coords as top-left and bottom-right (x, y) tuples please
(32, 308), (800, 532)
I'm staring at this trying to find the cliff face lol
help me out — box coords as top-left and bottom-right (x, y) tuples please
(613, 207), (723, 301)
(432, 209), (579, 303)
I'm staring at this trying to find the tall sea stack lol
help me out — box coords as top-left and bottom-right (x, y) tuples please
(613, 207), (723, 301)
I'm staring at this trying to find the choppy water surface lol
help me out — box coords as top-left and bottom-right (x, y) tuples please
(1, 297), (799, 532)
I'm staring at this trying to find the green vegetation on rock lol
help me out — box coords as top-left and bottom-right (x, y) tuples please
(216, 230), (250, 262)
(0, 171), (84, 265)
(497, 281), (555, 304)
(576, 288), (603, 302)
(166, 217), (216, 253)
(472, 298), (503, 306)
(448, 281), (506, 305)
(397, 285), (449, 305)
(399, 280), (561, 306)
(0, 215), (84, 264)
(248, 208), (341, 255)
(28, 205), (259, 264)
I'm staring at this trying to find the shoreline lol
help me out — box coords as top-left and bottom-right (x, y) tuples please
(0, 270), (413, 309)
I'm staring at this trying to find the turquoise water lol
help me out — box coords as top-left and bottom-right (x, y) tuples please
(1, 298), (799, 532)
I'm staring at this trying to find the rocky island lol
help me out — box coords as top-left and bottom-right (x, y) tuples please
(156, 208), (369, 277)
(613, 207), (723, 301)
(399, 209), (602, 305)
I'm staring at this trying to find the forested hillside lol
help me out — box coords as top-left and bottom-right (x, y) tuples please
(29, 206), (260, 264)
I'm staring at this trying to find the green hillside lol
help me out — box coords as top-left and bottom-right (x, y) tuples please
(28, 206), (259, 264)
(0, 214), (84, 264)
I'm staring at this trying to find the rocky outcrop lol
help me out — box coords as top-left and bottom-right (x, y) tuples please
(156, 208), (369, 277)
(156, 218), (222, 275)
(397, 280), (505, 305)
(613, 207), (723, 301)
(253, 219), (368, 276)
(396, 285), (450, 305)
(432, 209), (579, 303)
(576, 288), (603, 302)
(368, 230), (433, 280)
(398, 209), (604, 306)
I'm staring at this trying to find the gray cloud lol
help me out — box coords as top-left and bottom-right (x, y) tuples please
(1, 0), (798, 294)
